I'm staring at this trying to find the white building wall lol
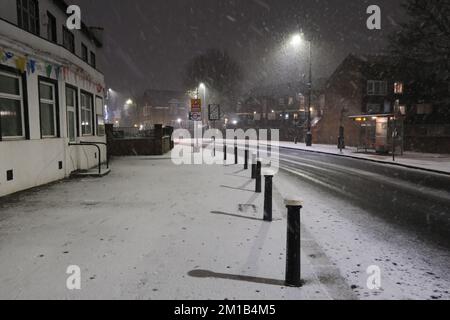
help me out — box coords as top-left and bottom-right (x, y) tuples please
(0, 1), (106, 198)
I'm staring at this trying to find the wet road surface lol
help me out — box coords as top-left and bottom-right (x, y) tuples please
(278, 148), (450, 247)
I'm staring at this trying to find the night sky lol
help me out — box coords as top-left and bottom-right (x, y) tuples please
(73, 0), (406, 96)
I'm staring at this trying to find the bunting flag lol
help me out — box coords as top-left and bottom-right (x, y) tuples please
(1, 48), (104, 95)
(63, 67), (69, 80)
(45, 64), (53, 78)
(55, 66), (61, 80)
(15, 57), (27, 73)
(96, 84), (103, 93)
(5, 51), (14, 61)
(26, 59), (36, 74)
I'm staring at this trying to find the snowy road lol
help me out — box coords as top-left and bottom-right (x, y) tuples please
(278, 147), (450, 247)
(274, 147), (450, 299)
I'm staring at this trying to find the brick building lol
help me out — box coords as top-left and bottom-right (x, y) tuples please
(137, 89), (190, 128)
(316, 54), (450, 153)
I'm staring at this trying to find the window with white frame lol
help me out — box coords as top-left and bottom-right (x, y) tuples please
(0, 71), (25, 139)
(81, 91), (93, 135)
(367, 80), (387, 96)
(39, 81), (57, 137)
(66, 86), (77, 142)
(95, 96), (105, 136)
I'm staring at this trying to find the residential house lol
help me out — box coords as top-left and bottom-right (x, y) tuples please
(316, 54), (449, 153)
(240, 81), (325, 140)
(137, 89), (190, 128)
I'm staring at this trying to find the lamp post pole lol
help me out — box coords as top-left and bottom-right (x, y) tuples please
(305, 39), (313, 147)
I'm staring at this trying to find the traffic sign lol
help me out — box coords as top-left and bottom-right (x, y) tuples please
(189, 112), (202, 121)
(191, 99), (202, 112)
(208, 104), (221, 121)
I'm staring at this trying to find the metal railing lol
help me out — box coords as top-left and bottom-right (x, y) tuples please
(80, 141), (109, 170)
(68, 142), (108, 175)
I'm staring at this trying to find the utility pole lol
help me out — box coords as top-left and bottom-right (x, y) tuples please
(306, 39), (313, 147)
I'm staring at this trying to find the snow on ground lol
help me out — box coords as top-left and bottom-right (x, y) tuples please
(267, 141), (450, 175)
(0, 152), (448, 300)
(275, 168), (450, 300)
(176, 138), (450, 174)
(0, 154), (353, 300)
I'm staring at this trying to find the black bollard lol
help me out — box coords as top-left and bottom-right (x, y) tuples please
(234, 146), (238, 165)
(285, 199), (303, 287)
(244, 150), (249, 170)
(264, 175), (273, 222)
(223, 144), (227, 162)
(255, 161), (262, 193)
(251, 154), (256, 179)
(251, 163), (256, 179)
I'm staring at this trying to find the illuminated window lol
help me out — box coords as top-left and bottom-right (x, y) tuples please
(81, 91), (94, 135)
(96, 96), (105, 136)
(394, 82), (404, 94)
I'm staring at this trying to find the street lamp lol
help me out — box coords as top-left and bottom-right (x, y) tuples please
(291, 32), (313, 147)
(199, 83), (207, 128)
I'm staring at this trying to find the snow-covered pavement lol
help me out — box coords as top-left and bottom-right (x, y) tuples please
(0, 154), (449, 300)
(0, 155), (352, 300)
(269, 141), (450, 175)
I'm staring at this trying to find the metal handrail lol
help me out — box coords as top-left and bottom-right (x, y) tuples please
(68, 143), (102, 175)
(80, 141), (109, 169)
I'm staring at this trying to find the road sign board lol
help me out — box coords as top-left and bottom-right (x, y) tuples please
(191, 99), (202, 112)
(208, 104), (221, 121)
(189, 112), (202, 121)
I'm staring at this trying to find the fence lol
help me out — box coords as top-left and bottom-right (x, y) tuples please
(112, 127), (158, 139)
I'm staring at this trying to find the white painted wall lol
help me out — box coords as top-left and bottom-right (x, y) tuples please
(0, 5), (106, 198)
(0, 0), (100, 70)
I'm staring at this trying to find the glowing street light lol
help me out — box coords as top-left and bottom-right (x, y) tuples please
(198, 83), (207, 127)
(290, 33), (303, 47)
(126, 99), (133, 105)
(289, 32), (313, 146)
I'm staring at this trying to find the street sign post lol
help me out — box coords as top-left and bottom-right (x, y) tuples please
(191, 99), (202, 113)
(190, 99), (202, 120)
(189, 112), (202, 121)
(208, 104), (221, 121)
